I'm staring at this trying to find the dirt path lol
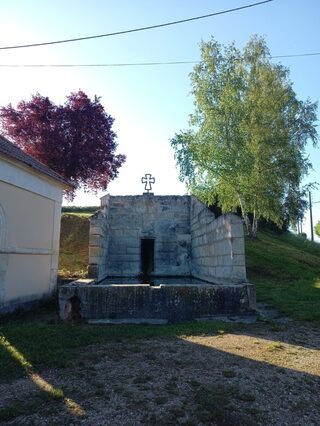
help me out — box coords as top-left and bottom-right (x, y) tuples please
(1, 321), (319, 425)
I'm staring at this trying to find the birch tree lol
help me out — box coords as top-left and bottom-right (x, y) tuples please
(171, 36), (318, 237)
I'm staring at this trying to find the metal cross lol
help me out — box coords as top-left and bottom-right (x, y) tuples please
(141, 173), (155, 193)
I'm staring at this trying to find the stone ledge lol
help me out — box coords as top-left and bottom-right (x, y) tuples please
(59, 280), (255, 323)
(88, 318), (168, 325)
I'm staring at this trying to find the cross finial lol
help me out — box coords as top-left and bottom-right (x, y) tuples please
(141, 173), (155, 193)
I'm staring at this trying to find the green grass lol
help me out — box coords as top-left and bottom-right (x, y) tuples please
(0, 321), (233, 383)
(246, 229), (320, 321)
(62, 212), (93, 218)
(58, 214), (90, 278)
(61, 206), (98, 215)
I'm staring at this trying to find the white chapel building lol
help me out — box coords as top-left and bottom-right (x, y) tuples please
(0, 135), (71, 313)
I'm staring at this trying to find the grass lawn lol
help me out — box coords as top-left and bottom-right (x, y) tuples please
(246, 230), (320, 321)
(0, 316), (233, 383)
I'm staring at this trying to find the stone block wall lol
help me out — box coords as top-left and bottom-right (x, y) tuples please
(89, 195), (192, 280)
(190, 197), (246, 283)
(88, 194), (246, 283)
(88, 195), (110, 279)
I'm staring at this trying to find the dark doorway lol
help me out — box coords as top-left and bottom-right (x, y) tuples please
(141, 238), (155, 276)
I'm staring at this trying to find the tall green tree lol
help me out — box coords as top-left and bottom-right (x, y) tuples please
(171, 36), (318, 237)
(315, 221), (320, 238)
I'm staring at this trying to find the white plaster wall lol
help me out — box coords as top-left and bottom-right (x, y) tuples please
(0, 157), (62, 202)
(5, 254), (51, 300)
(0, 156), (63, 312)
(0, 180), (54, 249)
(0, 204), (8, 305)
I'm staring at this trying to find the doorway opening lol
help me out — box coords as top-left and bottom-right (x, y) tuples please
(141, 238), (155, 276)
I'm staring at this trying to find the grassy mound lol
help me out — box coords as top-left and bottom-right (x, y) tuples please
(246, 231), (320, 321)
(58, 214), (90, 278)
(61, 206), (98, 218)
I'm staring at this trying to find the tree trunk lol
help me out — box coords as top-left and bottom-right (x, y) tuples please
(238, 193), (252, 236)
(238, 196), (259, 239)
(250, 211), (258, 239)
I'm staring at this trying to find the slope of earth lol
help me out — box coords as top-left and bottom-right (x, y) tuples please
(246, 230), (320, 321)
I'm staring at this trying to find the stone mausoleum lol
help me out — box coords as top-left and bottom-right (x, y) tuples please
(60, 182), (255, 323)
(89, 194), (247, 284)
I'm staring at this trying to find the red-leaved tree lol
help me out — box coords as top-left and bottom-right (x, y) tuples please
(0, 91), (125, 199)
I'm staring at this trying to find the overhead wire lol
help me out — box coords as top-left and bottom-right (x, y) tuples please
(0, 52), (319, 68)
(0, 61), (198, 68)
(271, 52), (320, 59)
(0, 0), (273, 50)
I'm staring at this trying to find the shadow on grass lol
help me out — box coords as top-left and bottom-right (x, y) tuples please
(0, 293), (319, 386)
(0, 320), (320, 425)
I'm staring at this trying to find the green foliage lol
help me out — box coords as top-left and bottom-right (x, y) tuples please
(171, 36), (318, 237)
(315, 221), (320, 237)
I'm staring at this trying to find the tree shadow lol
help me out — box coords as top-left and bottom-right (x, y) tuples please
(172, 334), (320, 425)
(0, 320), (319, 424)
(0, 334), (86, 422)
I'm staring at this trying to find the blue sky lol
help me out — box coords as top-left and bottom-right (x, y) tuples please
(0, 0), (319, 238)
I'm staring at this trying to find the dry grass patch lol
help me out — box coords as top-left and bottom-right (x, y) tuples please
(1, 321), (319, 425)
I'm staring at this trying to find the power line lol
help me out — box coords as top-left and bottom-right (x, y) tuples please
(0, 0), (273, 50)
(0, 51), (320, 68)
(0, 61), (198, 68)
(272, 52), (320, 59)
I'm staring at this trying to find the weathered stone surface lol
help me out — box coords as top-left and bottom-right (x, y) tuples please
(59, 281), (255, 323)
(191, 200), (246, 282)
(88, 246), (101, 258)
(88, 264), (98, 278)
(89, 234), (102, 246)
(88, 194), (247, 284)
